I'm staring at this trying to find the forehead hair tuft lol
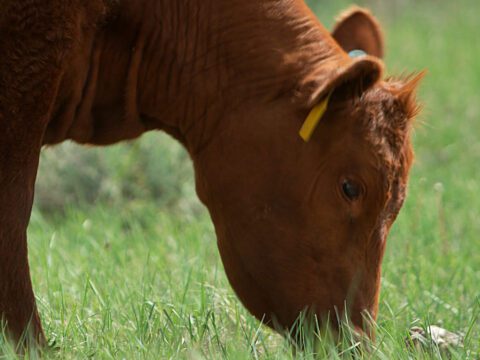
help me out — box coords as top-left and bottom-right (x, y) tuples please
(384, 71), (425, 120)
(357, 73), (423, 184)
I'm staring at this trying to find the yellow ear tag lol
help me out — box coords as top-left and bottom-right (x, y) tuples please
(299, 92), (332, 142)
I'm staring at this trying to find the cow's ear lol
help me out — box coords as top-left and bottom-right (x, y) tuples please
(303, 55), (383, 107)
(332, 7), (384, 58)
(299, 55), (383, 140)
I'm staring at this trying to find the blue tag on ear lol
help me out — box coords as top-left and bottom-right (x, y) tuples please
(348, 49), (367, 58)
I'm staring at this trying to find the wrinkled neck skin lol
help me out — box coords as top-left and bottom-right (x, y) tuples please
(45, 0), (384, 332)
(46, 0), (346, 148)
(135, 0), (347, 152)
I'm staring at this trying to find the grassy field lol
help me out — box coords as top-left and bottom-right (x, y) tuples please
(2, 0), (480, 358)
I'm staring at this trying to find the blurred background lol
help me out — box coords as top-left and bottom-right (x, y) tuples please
(36, 133), (199, 216)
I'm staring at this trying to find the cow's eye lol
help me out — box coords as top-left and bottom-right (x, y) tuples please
(342, 179), (362, 201)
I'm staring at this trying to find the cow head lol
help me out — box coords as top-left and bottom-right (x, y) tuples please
(193, 7), (422, 336)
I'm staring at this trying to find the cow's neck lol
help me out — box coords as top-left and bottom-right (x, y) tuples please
(45, 0), (343, 150)
(134, 0), (344, 154)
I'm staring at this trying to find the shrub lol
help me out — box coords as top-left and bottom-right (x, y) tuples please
(35, 132), (201, 216)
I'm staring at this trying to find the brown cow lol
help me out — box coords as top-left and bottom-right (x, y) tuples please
(0, 0), (422, 348)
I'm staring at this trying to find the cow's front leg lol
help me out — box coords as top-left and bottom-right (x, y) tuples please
(0, 87), (58, 347)
(0, 157), (44, 346)
(0, 1), (76, 346)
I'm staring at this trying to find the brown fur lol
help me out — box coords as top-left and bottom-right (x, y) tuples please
(0, 0), (422, 347)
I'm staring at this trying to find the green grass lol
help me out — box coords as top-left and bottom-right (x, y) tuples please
(2, 0), (480, 358)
